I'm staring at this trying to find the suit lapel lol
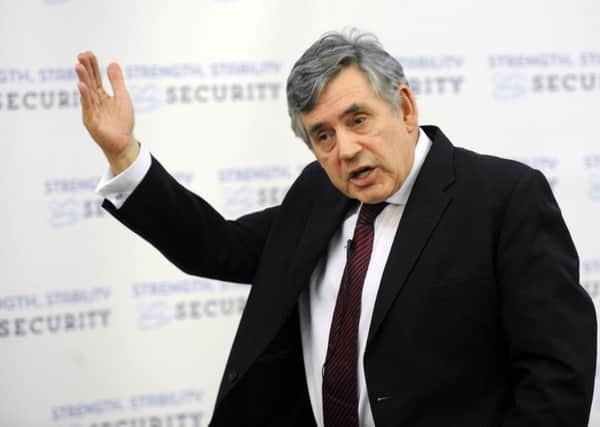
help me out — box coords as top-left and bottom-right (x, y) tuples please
(367, 126), (456, 344)
(217, 166), (353, 404)
(288, 181), (355, 295)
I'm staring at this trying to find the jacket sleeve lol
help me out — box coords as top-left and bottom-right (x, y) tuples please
(497, 168), (596, 427)
(103, 155), (278, 284)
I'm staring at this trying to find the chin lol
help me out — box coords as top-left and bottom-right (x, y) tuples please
(344, 183), (391, 204)
(356, 193), (387, 204)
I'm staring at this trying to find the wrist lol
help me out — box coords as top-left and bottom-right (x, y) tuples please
(105, 137), (140, 175)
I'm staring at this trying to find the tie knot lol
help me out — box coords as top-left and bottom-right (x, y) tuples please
(357, 202), (388, 225)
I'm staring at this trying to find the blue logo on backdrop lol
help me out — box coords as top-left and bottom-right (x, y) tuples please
(222, 186), (254, 216)
(130, 84), (162, 112)
(587, 175), (600, 201)
(584, 154), (600, 169)
(48, 198), (81, 227)
(582, 259), (600, 275)
(492, 73), (529, 100)
(583, 154), (600, 201)
(136, 301), (172, 330)
(582, 259), (600, 300)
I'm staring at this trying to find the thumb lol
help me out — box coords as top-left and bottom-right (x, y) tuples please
(107, 62), (129, 99)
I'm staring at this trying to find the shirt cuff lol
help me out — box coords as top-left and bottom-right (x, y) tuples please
(95, 143), (152, 209)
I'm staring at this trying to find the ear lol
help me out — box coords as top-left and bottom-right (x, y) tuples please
(398, 84), (418, 132)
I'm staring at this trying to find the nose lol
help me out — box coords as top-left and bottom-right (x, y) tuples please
(337, 129), (361, 160)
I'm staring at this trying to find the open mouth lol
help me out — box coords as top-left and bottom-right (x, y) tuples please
(351, 167), (374, 180)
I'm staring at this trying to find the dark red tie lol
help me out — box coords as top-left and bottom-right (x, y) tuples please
(322, 202), (388, 427)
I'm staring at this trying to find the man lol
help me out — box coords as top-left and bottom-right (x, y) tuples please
(76, 31), (596, 426)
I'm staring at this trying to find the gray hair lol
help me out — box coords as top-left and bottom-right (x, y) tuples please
(286, 29), (409, 146)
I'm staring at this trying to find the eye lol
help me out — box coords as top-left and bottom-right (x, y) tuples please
(312, 129), (336, 152)
(351, 114), (368, 127)
(317, 131), (331, 141)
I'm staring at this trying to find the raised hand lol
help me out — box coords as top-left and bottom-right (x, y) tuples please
(76, 51), (139, 174)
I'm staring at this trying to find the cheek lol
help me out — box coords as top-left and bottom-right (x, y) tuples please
(318, 156), (340, 178)
(327, 162), (343, 182)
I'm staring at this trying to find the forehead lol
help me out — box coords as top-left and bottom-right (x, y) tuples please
(301, 65), (380, 126)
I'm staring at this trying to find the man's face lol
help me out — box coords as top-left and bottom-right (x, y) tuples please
(301, 65), (419, 204)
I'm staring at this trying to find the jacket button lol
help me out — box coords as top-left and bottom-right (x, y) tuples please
(228, 370), (238, 383)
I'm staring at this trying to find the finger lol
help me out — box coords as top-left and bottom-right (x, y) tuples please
(78, 52), (100, 91)
(89, 52), (104, 90)
(75, 62), (91, 88)
(107, 63), (129, 100)
(77, 52), (92, 77)
(75, 63), (99, 105)
(77, 53), (94, 92)
(77, 81), (92, 111)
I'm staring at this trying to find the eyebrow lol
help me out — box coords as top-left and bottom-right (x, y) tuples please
(307, 103), (364, 136)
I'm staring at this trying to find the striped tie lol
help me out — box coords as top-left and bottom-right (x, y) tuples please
(322, 202), (388, 427)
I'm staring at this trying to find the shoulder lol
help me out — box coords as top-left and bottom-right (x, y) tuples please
(286, 160), (331, 196)
(457, 147), (534, 188)
(447, 138), (543, 198)
(424, 125), (552, 209)
(423, 125), (533, 184)
(456, 146), (554, 204)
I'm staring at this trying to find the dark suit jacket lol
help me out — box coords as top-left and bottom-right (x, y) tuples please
(105, 126), (596, 426)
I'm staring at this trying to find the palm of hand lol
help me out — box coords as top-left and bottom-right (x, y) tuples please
(76, 52), (136, 161)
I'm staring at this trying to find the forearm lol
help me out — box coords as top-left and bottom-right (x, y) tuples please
(103, 156), (275, 283)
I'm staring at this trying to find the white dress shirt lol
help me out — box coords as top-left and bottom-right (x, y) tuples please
(96, 130), (432, 426)
(298, 132), (431, 427)
(95, 143), (151, 208)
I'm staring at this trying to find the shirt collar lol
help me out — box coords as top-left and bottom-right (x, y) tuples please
(385, 127), (432, 206)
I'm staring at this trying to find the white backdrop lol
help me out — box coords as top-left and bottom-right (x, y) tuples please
(1, 0), (600, 425)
